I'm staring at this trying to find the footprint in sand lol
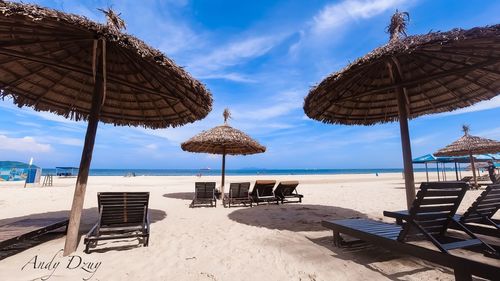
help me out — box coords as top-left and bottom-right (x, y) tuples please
(298, 271), (317, 281)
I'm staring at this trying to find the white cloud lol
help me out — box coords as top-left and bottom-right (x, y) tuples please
(439, 96), (500, 116)
(411, 133), (440, 146)
(0, 135), (52, 153)
(196, 73), (257, 83)
(16, 121), (42, 128)
(42, 136), (83, 147)
(312, 0), (407, 33)
(290, 0), (411, 55)
(232, 90), (303, 122)
(145, 143), (158, 150)
(198, 36), (278, 71)
(477, 127), (500, 140)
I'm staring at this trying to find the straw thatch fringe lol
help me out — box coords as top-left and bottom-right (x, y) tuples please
(0, 1), (212, 129)
(304, 21), (500, 126)
(181, 124), (266, 155)
(435, 127), (500, 156)
(182, 110), (265, 155)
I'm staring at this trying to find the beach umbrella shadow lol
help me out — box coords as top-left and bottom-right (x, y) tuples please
(228, 204), (367, 232)
(0, 207), (166, 259)
(307, 235), (454, 280)
(163, 192), (194, 201)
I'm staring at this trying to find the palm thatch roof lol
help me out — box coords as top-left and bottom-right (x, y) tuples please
(304, 17), (500, 125)
(435, 126), (500, 157)
(181, 109), (266, 155)
(0, 1), (212, 129)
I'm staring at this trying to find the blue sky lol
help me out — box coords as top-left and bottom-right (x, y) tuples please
(0, 0), (499, 169)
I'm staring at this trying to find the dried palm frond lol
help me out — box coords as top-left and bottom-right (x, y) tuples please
(223, 108), (231, 124)
(98, 7), (126, 31)
(387, 10), (409, 42)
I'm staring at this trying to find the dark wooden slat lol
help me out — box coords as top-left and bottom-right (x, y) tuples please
(420, 197), (459, 205)
(442, 239), (482, 251)
(417, 205), (456, 213)
(424, 190), (464, 197)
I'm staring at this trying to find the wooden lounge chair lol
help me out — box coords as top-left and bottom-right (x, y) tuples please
(385, 184), (500, 238)
(250, 180), (278, 205)
(477, 174), (491, 182)
(84, 192), (150, 253)
(0, 217), (68, 250)
(322, 182), (499, 280)
(190, 182), (217, 208)
(459, 176), (473, 183)
(274, 181), (303, 204)
(223, 182), (252, 208)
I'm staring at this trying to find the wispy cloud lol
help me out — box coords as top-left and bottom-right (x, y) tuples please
(186, 34), (288, 82)
(290, 0), (412, 55)
(41, 136), (83, 147)
(477, 126), (500, 140)
(311, 0), (408, 33)
(196, 73), (257, 83)
(232, 90), (303, 122)
(0, 135), (52, 153)
(438, 96), (500, 116)
(411, 133), (441, 146)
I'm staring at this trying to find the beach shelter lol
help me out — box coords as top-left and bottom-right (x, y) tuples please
(435, 125), (500, 187)
(303, 11), (500, 209)
(181, 109), (266, 195)
(0, 2), (212, 255)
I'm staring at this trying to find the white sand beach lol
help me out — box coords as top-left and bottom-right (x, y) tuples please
(0, 172), (498, 281)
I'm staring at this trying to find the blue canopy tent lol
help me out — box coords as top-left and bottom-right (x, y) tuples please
(412, 154), (499, 182)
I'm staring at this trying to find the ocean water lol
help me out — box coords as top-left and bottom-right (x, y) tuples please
(40, 168), (458, 177)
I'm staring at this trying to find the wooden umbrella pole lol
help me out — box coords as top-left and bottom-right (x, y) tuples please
(396, 90), (416, 209)
(425, 162), (429, 182)
(388, 59), (416, 209)
(63, 40), (104, 256)
(469, 152), (478, 188)
(221, 148), (226, 197)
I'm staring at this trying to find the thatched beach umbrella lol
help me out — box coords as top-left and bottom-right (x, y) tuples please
(435, 126), (500, 186)
(0, 2), (212, 255)
(181, 109), (266, 195)
(304, 11), (500, 209)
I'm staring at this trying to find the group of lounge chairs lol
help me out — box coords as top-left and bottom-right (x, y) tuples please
(4, 179), (498, 280)
(460, 174), (500, 187)
(190, 180), (303, 208)
(322, 182), (500, 280)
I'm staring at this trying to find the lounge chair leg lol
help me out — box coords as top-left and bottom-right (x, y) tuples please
(453, 267), (472, 281)
(333, 231), (345, 247)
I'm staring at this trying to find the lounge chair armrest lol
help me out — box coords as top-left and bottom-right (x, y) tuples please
(85, 223), (99, 238)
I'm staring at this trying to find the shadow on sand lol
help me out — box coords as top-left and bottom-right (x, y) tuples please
(228, 204), (367, 232)
(0, 207), (166, 259)
(163, 192), (194, 201)
(307, 235), (454, 280)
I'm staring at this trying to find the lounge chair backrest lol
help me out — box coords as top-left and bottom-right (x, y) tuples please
(460, 176), (473, 182)
(251, 180), (276, 197)
(98, 192), (149, 226)
(195, 182), (216, 199)
(461, 184), (500, 224)
(229, 182), (251, 198)
(275, 181), (299, 196)
(402, 182), (468, 238)
(495, 174), (500, 184)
